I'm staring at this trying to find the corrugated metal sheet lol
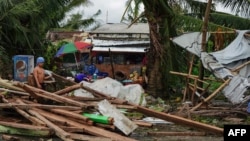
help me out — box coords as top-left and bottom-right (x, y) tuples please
(92, 39), (150, 46)
(90, 23), (149, 34)
(92, 46), (148, 53)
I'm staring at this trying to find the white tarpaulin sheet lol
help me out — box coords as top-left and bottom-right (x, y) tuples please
(73, 77), (147, 106)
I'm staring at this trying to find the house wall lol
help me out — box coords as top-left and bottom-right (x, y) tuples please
(95, 64), (142, 79)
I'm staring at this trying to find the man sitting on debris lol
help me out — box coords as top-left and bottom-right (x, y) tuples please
(33, 57), (51, 89)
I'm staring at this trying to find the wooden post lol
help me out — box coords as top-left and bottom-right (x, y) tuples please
(198, 0), (213, 88)
(109, 48), (115, 78)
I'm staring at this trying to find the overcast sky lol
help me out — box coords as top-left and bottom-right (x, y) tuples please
(70, 0), (233, 26)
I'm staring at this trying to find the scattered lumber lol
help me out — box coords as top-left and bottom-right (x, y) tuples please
(0, 72), (229, 140)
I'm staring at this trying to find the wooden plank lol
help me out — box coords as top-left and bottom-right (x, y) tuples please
(0, 88), (29, 96)
(1, 98), (45, 126)
(34, 108), (138, 141)
(14, 82), (88, 108)
(190, 79), (230, 112)
(49, 109), (91, 123)
(0, 79), (25, 92)
(0, 103), (81, 111)
(133, 120), (153, 127)
(0, 121), (49, 131)
(54, 83), (81, 95)
(52, 72), (77, 85)
(133, 105), (223, 135)
(16, 100), (72, 141)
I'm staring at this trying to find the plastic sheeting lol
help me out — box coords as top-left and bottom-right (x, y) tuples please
(73, 77), (147, 106)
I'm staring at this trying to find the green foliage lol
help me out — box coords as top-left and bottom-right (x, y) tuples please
(43, 40), (68, 71)
(0, 0), (90, 56)
(0, 47), (11, 77)
(210, 12), (250, 30)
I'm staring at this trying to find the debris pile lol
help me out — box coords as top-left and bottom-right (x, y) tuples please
(0, 73), (224, 141)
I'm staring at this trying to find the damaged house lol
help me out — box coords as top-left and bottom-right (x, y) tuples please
(172, 30), (250, 105)
(88, 23), (150, 81)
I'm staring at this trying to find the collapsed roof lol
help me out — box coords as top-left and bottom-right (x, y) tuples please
(172, 30), (250, 104)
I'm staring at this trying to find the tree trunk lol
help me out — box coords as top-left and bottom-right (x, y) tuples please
(142, 0), (177, 97)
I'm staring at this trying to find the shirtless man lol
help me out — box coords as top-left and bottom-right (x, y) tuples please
(33, 57), (51, 89)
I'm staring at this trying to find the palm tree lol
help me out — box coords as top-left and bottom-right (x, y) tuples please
(0, 0), (91, 76)
(134, 0), (250, 97)
(61, 10), (101, 31)
(121, 0), (147, 23)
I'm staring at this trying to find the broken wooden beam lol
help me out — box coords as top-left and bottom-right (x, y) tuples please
(133, 105), (223, 135)
(133, 120), (153, 127)
(1, 98), (45, 126)
(54, 83), (81, 95)
(190, 79), (230, 112)
(0, 103), (82, 111)
(49, 109), (92, 124)
(0, 88), (29, 96)
(34, 108), (138, 141)
(14, 82), (88, 108)
(0, 79), (25, 92)
(16, 100), (72, 141)
(52, 72), (77, 85)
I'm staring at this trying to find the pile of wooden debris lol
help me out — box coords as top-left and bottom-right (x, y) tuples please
(0, 73), (224, 141)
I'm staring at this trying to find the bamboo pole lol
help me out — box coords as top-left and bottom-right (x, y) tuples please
(170, 71), (221, 82)
(231, 60), (250, 72)
(190, 79), (231, 112)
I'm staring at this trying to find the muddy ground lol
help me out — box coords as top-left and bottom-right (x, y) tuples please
(0, 123), (224, 141)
